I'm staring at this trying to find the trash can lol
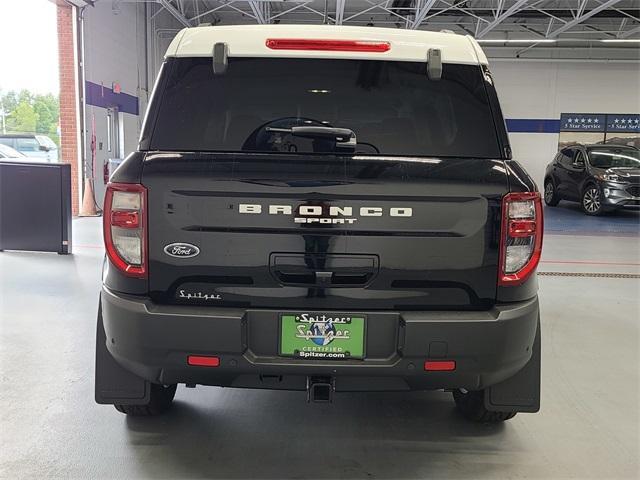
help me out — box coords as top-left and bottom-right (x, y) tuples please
(0, 161), (72, 254)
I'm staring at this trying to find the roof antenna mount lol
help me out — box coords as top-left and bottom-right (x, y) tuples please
(212, 42), (228, 75)
(427, 48), (442, 81)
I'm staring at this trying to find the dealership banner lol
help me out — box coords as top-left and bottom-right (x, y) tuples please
(606, 114), (640, 133)
(557, 112), (640, 150)
(560, 113), (639, 133)
(559, 114), (606, 132)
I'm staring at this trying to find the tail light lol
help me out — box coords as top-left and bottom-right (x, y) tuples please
(265, 39), (391, 52)
(103, 183), (147, 278)
(498, 192), (543, 286)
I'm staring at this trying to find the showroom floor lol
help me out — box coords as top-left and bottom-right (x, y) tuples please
(1, 205), (638, 479)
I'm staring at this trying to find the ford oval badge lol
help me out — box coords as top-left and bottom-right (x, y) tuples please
(164, 243), (200, 258)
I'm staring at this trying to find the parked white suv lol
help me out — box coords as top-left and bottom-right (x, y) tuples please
(0, 143), (45, 162)
(0, 134), (59, 162)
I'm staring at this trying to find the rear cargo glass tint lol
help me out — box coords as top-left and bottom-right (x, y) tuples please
(150, 57), (501, 158)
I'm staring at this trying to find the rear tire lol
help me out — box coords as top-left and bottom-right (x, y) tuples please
(452, 389), (517, 423)
(114, 384), (177, 416)
(543, 179), (560, 206)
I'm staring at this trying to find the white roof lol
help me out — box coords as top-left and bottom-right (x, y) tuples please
(165, 25), (488, 66)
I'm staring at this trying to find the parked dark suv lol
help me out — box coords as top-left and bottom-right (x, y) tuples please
(544, 144), (640, 215)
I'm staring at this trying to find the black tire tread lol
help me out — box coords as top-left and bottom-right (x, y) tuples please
(453, 389), (517, 423)
(114, 384), (177, 416)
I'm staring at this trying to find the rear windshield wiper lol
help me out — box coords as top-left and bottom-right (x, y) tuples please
(266, 126), (357, 150)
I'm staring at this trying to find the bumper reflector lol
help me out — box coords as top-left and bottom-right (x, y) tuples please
(424, 360), (456, 371)
(187, 355), (220, 367)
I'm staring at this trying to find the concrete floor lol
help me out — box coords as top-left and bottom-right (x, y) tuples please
(1, 207), (639, 479)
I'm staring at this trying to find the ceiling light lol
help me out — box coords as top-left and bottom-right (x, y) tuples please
(600, 39), (640, 43)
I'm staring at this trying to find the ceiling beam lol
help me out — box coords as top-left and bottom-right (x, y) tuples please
(616, 17), (628, 37)
(476, 0), (531, 38)
(269, 1), (314, 22)
(342, 0), (408, 24)
(547, 0), (624, 37)
(591, 0), (640, 22)
(620, 24), (640, 38)
(519, 24), (546, 37)
(576, 0), (588, 18)
(335, 0), (346, 24)
(189, 1), (234, 22)
(545, 17), (555, 35)
(428, 0), (488, 24)
(158, 0), (192, 27)
(454, 21), (473, 35)
(343, 1), (388, 23)
(247, 1), (267, 23)
(410, 0), (439, 29)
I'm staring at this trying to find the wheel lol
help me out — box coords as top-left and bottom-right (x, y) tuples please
(581, 185), (604, 215)
(114, 384), (177, 416)
(543, 179), (560, 206)
(452, 389), (517, 423)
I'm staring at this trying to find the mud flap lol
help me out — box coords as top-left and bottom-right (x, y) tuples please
(484, 317), (541, 413)
(95, 297), (150, 405)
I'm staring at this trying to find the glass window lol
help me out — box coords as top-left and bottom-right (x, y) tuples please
(559, 148), (574, 166)
(588, 147), (640, 168)
(0, 144), (25, 158)
(36, 136), (57, 149)
(16, 137), (40, 152)
(150, 57), (501, 158)
(0, 138), (15, 149)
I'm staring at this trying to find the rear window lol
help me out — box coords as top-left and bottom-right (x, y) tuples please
(149, 57), (501, 158)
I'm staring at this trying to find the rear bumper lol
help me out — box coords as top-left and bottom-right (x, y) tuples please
(100, 286), (539, 392)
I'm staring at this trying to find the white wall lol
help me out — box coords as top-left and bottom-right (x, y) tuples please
(82, 1), (147, 204)
(490, 60), (640, 188)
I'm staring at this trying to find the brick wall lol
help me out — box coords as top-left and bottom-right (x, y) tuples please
(56, 2), (80, 215)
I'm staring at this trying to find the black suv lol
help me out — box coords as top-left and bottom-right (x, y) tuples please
(95, 25), (542, 423)
(544, 144), (640, 215)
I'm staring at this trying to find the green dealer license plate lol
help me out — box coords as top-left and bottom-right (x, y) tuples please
(280, 313), (366, 360)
